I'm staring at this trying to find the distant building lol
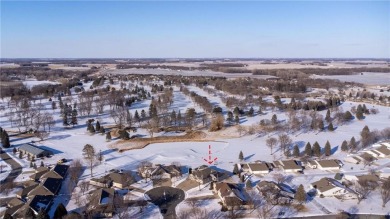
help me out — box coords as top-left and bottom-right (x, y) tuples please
(311, 177), (355, 198)
(18, 144), (53, 158)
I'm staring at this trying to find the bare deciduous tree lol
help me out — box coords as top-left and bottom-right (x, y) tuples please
(380, 178), (390, 207)
(266, 137), (278, 155)
(82, 144), (97, 177)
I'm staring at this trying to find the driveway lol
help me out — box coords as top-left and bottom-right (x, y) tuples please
(145, 186), (185, 219)
(0, 149), (22, 192)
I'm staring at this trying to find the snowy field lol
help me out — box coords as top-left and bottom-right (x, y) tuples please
(312, 72), (390, 85)
(108, 68), (275, 79)
(0, 77), (390, 218)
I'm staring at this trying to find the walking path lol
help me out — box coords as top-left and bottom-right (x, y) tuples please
(0, 149), (22, 192)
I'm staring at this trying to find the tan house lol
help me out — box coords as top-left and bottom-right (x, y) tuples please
(189, 165), (222, 184)
(239, 162), (272, 175)
(212, 182), (253, 210)
(273, 160), (303, 173)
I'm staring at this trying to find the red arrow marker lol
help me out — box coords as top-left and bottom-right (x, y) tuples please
(203, 145), (218, 165)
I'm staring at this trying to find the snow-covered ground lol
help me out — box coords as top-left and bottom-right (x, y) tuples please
(0, 78), (389, 217)
(312, 73), (390, 85)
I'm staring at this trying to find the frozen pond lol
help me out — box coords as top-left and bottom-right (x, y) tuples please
(312, 72), (390, 85)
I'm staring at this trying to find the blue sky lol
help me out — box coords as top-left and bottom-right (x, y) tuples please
(1, 1), (389, 58)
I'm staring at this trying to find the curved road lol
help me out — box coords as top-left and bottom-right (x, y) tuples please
(145, 186), (185, 219)
(0, 149), (22, 192)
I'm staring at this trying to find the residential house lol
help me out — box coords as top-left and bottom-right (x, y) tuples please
(373, 145), (390, 157)
(90, 175), (112, 188)
(273, 160), (303, 173)
(256, 181), (294, 205)
(189, 165), (222, 184)
(212, 182), (253, 210)
(6, 195), (54, 219)
(18, 144), (53, 158)
(109, 172), (134, 189)
(141, 164), (181, 180)
(316, 160), (343, 171)
(239, 162), (272, 175)
(40, 164), (69, 180)
(87, 188), (116, 218)
(29, 167), (50, 181)
(311, 177), (355, 198)
(28, 177), (63, 197)
(344, 155), (363, 164)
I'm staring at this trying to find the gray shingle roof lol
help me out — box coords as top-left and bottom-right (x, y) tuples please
(19, 144), (48, 156)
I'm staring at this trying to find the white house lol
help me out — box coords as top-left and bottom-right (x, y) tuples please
(311, 177), (354, 198)
(273, 160), (303, 173)
(239, 162), (271, 175)
(316, 160), (343, 171)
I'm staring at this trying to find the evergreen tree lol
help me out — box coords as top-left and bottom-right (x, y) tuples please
(360, 125), (371, 148)
(33, 163), (37, 169)
(227, 111), (233, 124)
(141, 109), (146, 120)
(88, 124), (95, 133)
(305, 142), (312, 157)
(52, 101), (57, 110)
(233, 164), (239, 175)
(313, 141), (321, 157)
(98, 150), (103, 164)
(356, 106), (364, 120)
(96, 121), (101, 131)
(71, 109), (78, 127)
(239, 151), (244, 161)
(99, 126), (105, 134)
(328, 122), (334, 131)
(234, 115), (240, 124)
(324, 141), (331, 156)
(41, 161), (44, 167)
(317, 120), (324, 130)
(349, 137), (357, 151)
(19, 151), (23, 159)
(325, 109), (331, 123)
(119, 130), (129, 140)
(248, 107), (254, 117)
(1, 131), (10, 148)
(54, 203), (68, 219)
(13, 147), (17, 154)
(293, 145), (300, 157)
(177, 110), (182, 126)
(295, 184), (306, 203)
(106, 132), (112, 141)
(343, 111), (353, 122)
(271, 114), (278, 124)
(170, 110), (177, 125)
(341, 140), (349, 151)
(134, 110), (140, 124)
(30, 161), (34, 168)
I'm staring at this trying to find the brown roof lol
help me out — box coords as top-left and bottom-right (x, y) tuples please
(375, 146), (390, 155)
(109, 172), (133, 187)
(8, 198), (24, 208)
(317, 160), (340, 168)
(311, 178), (337, 193)
(281, 160), (302, 170)
(192, 165), (214, 179)
(247, 163), (270, 172)
(356, 174), (380, 182)
(16, 184), (39, 198)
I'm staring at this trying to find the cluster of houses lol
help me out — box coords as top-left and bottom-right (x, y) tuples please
(5, 164), (69, 218)
(345, 143), (390, 165)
